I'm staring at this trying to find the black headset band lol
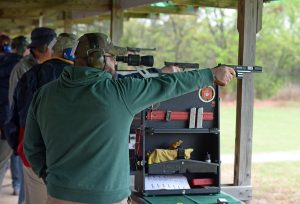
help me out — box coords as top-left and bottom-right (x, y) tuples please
(86, 34), (106, 68)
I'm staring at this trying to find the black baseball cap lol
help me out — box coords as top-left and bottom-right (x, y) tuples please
(0, 34), (11, 46)
(28, 27), (56, 48)
(12, 36), (29, 55)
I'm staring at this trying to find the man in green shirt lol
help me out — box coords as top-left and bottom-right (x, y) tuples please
(24, 33), (235, 204)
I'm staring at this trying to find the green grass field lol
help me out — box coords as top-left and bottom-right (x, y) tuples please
(220, 101), (300, 154)
(220, 101), (300, 203)
(222, 161), (300, 203)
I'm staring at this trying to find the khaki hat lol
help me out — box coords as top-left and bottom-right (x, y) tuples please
(51, 33), (77, 53)
(74, 33), (127, 58)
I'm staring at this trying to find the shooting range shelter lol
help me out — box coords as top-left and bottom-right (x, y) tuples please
(0, 0), (274, 202)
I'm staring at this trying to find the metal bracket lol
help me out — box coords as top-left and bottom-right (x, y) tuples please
(165, 110), (172, 121)
(196, 107), (204, 128)
(189, 107), (196, 128)
(136, 67), (159, 78)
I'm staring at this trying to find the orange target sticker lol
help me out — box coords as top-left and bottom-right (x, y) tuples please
(198, 86), (215, 102)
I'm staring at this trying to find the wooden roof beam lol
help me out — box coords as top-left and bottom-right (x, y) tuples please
(120, 0), (162, 9)
(172, 0), (237, 9)
(0, 9), (41, 18)
(126, 5), (197, 15)
(0, 2), (111, 13)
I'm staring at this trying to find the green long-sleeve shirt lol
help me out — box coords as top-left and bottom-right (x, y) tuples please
(24, 65), (213, 204)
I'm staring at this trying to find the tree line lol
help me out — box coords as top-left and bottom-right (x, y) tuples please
(73, 0), (299, 99)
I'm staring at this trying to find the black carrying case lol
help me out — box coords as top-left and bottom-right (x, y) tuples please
(132, 86), (221, 196)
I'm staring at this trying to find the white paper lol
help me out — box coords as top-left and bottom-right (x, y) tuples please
(145, 175), (190, 190)
(128, 134), (135, 149)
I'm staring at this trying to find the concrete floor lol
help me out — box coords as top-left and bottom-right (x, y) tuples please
(0, 171), (18, 204)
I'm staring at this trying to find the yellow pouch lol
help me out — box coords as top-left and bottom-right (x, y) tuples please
(148, 148), (193, 164)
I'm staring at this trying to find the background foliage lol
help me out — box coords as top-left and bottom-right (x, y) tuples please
(73, 0), (300, 99)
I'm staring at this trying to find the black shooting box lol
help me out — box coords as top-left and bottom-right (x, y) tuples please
(133, 85), (221, 196)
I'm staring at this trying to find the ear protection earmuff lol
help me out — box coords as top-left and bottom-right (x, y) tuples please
(86, 34), (105, 69)
(63, 48), (75, 61)
(3, 43), (11, 54)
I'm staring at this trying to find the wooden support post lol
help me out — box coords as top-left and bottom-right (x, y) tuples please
(233, 0), (263, 201)
(110, 0), (124, 44)
(63, 11), (73, 33)
(38, 13), (43, 27)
